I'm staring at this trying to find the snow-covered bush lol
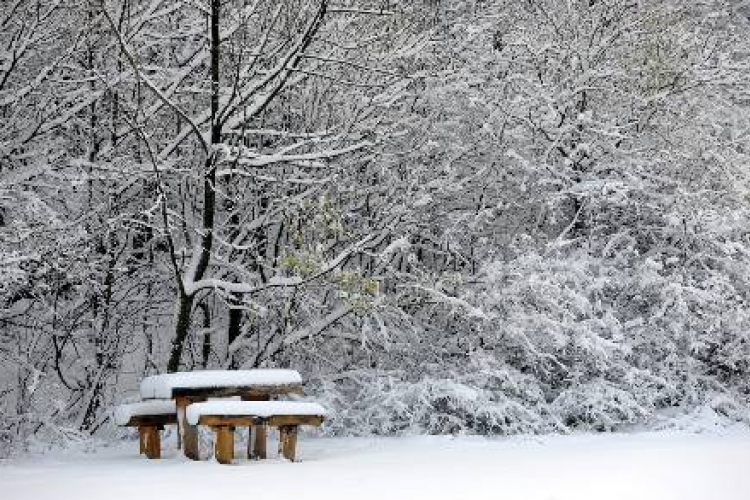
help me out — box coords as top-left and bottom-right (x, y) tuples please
(314, 355), (553, 436)
(304, 180), (750, 436)
(462, 195), (750, 430)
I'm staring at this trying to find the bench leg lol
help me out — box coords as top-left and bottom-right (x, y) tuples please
(139, 427), (146, 455)
(215, 426), (234, 465)
(143, 425), (161, 459)
(278, 425), (298, 462)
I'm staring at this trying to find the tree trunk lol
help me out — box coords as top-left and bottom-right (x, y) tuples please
(167, 0), (221, 373)
(227, 294), (242, 368)
(168, 291), (196, 373)
(200, 301), (212, 369)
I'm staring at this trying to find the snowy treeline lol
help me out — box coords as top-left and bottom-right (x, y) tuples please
(2, 0), (750, 454)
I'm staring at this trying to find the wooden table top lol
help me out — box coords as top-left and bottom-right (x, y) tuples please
(140, 369), (304, 400)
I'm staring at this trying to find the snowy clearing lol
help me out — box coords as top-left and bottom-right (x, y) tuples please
(2, 429), (748, 500)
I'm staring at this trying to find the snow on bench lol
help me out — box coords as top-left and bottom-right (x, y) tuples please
(140, 369), (303, 399)
(185, 400), (328, 464)
(114, 400), (177, 426)
(186, 401), (327, 425)
(114, 400), (177, 459)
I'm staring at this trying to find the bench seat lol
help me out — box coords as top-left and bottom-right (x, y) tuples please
(114, 400), (177, 459)
(186, 401), (327, 464)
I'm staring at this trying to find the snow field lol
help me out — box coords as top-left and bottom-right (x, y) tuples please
(2, 429), (748, 500)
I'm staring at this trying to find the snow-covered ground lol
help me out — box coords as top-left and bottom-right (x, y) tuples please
(2, 428), (748, 500)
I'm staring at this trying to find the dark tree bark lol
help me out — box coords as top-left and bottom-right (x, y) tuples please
(200, 301), (212, 369)
(167, 0), (222, 372)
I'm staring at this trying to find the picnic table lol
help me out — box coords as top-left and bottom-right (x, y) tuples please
(139, 369), (303, 460)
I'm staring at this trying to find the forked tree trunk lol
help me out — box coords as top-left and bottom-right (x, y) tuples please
(167, 0), (222, 373)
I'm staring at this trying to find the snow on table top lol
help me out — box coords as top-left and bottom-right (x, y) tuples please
(140, 369), (303, 399)
(114, 400), (176, 426)
(186, 401), (327, 425)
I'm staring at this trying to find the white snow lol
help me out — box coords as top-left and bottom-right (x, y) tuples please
(3, 429), (750, 500)
(186, 401), (328, 425)
(139, 369), (303, 399)
(113, 400), (177, 426)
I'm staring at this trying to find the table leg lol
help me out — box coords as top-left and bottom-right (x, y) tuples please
(242, 393), (269, 459)
(176, 396), (200, 460)
(253, 424), (268, 459)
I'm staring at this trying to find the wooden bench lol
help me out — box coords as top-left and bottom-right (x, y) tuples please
(114, 400), (177, 459)
(186, 401), (327, 464)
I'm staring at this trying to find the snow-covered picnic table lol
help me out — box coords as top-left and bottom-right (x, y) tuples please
(139, 369), (304, 460)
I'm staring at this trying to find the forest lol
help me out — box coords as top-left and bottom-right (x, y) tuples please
(2, 0), (750, 456)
